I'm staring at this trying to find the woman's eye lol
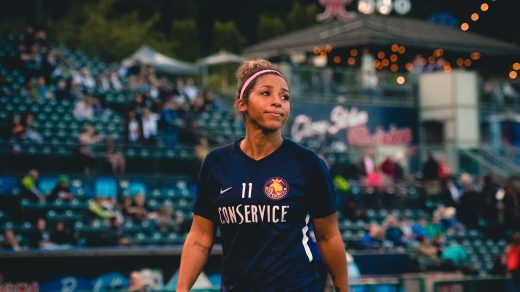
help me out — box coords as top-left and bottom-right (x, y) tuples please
(262, 91), (270, 96)
(282, 95), (290, 101)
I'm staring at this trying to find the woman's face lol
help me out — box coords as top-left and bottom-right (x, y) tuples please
(240, 74), (290, 132)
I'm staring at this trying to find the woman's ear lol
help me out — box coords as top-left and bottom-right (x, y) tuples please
(236, 99), (247, 113)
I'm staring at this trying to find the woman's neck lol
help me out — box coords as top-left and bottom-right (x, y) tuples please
(240, 129), (283, 161)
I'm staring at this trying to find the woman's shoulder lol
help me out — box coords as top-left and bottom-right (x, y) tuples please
(283, 139), (325, 165)
(203, 141), (237, 161)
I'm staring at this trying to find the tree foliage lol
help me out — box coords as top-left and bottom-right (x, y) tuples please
(212, 20), (245, 53)
(257, 15), (286, 41)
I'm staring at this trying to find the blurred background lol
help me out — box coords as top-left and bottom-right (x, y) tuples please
(1, 0), (520, 291)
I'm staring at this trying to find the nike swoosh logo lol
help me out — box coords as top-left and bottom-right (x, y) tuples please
(220, 187), (232, 195)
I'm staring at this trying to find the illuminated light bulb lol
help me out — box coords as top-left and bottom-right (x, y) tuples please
(456, 58), (464, 66)
(405, 63), (413, 71)
(358, 0), (376, 14)
(347, 57), (356, 65)
(396, 76), (406, 84)
(461, 23), (469, 31)
(513, 63), (520, 71)
(333, 56), (341, 64)
(350, 49), (358, 57)
(313, 47), (321, 55)
(325, 44), (332, 53)
(398, 46), (406, 54)
(382, 59), (390, 66)
(377, 52), (385, 59)
(471, 13), (479, 21)
(464, 59), (472, 67)
(391, 44), (399, 52)
(428, 56), (436, 64)
(481, 3), (489, 11)
(391, 64), (398, 72)
(471, 52), (481, 60)
(510, 71), (518, 79)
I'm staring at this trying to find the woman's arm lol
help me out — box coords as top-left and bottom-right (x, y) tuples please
(176, 215), (216, 292)
(313, 212), (349, 292)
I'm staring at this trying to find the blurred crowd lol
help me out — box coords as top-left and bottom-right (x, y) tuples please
(2, 168), (190, 251)
(1, 27), (223, 176)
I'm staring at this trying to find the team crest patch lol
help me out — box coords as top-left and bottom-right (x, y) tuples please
(263, 177), (289, 201)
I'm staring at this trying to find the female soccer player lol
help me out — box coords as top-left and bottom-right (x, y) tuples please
(177, 59), (348, 291)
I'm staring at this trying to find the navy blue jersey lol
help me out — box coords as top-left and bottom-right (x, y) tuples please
(194, 138), (338, 291)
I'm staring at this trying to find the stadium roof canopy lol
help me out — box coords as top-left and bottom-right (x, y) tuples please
(243, 14), (520, 58)
(122, 45), (198, 75)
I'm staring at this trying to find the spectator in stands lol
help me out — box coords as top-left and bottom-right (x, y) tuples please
(24, 113), (42, 144)
(149, 202), (181, 233)
(384, 215), (406, 248)
(128, 271), (145, 292)
(160, 98), (182, 148)
(126, 111), (142, 144)
(505, 233), (520, 291)
(21, 169), (44, 202)
(195, 136), (210, 162)
(104, 137), (126, 175)
(457, 173), (482, 229)
(361, 224), (385, 250)
(10, 114), (25, 140)
(35, 76), (53, 100)
(437, 155), (453, 183)
(141, 107), (159, 145)
(1, 229), (22, 251)
(28, 218), (54, 249)
(47, 175), (73, 201)
(422, 153), (439, 193)
(73, 96), (94, 121)
(426, 214), (444, 239)
(441, 239), (469, 272)
(88, 196), (116, 221)
(182, 78), (198, 102)
(503, 178), (520, 232)
(95, 216), (131, 247)
(481, 173), (500, 226)
(412, 217), (428, 239)
(127, 193), (149, 223)
(358, 147), (376, 177)
(415, 236), (440, 271)
(442, 175), (462, 207)
(77, 125), (103, 175)
(50, 221), (76, 246)
(91, 96), (105, 119)
(416, 236), (439, 259)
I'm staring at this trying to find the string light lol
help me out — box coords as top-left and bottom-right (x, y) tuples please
(464, 59), (472, 67)
(350, 49), (358, 57)
(390, 54), (398, 62)
(481, 3), (489, 11)
(382, 59), (390, 67)
(456, 58), (464, 66)
(397, 76), (406, 84)
(513, 62), (520, 71)
(461, 22), (469, 31)
(398, 46), (406, 54)
(333, 56), (341, 63)
(471, 52), (481, 61)
(324, 44), (332, 53)
(391, 44), (399, 52)
(347, 57), (356, 65)
(390, 64), (398, 72)
(510, 71), (518, 79)
(377, 52), (385, 59)
(471, 13), (479, 21)
(405, 63), (413, 71)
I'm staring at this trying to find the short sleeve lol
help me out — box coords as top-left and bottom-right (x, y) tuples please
(306, 156), (338, 218)
(193, 154), (219, 222)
